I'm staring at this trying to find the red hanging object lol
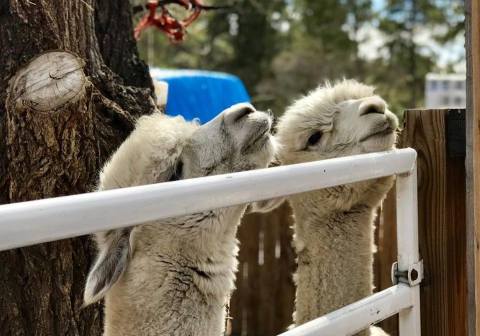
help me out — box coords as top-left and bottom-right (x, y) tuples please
(134, 0), (205, 43)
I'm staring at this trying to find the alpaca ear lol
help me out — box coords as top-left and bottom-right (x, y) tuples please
(248, 197), (286, 214)
(83, 228), (133, 306)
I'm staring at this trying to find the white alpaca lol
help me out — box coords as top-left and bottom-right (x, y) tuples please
(257, 80), (398, 336)
(83, 103), (276, 336)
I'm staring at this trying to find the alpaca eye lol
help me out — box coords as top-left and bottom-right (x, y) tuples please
(169, 161), (183, 182)
(306, 131), (322, 147)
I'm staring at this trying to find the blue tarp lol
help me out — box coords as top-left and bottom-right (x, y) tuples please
(150, 68), (251, 124)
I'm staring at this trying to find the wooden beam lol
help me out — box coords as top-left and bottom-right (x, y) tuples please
(382, 109), (467, 335)
(407, 109), (467, 336)
(466, 1), (480, 335)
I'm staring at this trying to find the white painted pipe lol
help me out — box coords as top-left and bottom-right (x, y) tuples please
(0, 149), (416, 251)
(396, 165), (422, 335)
(278, 284), (415, 336)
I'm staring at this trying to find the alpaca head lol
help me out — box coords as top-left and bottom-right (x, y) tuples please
(250, 80), (400, 213)
(84, 103), (275, 306)
(276, 80), (399, 165)
(179, 103), (275, 179)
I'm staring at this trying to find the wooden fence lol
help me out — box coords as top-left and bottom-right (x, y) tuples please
(230, 108), (467, 336)
(231, 203), (296, 336)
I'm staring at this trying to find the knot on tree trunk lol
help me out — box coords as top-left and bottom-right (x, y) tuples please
(5, 50), (96, 200)
(8, 51), (87, 113)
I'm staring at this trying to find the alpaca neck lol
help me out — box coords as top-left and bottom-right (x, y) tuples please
(103, 207), (244, 336)
(289, 181), (388, 327)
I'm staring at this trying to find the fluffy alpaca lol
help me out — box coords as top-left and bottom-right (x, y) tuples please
(83, 103), (276, 336)
(262, 80), (398, 336)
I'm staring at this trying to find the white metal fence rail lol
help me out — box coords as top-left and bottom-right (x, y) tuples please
(0, 148), (422, 336)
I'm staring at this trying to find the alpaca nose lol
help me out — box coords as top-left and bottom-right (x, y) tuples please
(223, 103), (256, 125)
(359, 98), (386, 116)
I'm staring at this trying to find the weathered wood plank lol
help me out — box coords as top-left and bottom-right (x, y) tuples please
(403, 109), (449, 335)
(257, 216), (271, 335)
(375, 187), (398, 335)
(446, 136), (467, 336)
(394, 109), (467, 336)
(465, 1), (480, 335)
(274, 204), (296, 333)
(231, 204), (295, 336)
(246, 213), (261, 334)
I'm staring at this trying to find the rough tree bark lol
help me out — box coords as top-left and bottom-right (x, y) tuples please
(0, 1), (156, 335)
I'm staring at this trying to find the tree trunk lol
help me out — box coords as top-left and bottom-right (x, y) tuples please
(0, 1), (155, 335)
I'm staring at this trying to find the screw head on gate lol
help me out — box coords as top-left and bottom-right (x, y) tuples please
(410, 269), (418, 282)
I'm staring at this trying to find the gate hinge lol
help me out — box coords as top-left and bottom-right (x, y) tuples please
(391, 260), (423, 286)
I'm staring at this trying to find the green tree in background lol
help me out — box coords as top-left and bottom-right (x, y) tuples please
(373, 0), (465, 111)
(136, 0), (465, 117)
(255, 0), (373, 114)
(221, 0), (287, 89)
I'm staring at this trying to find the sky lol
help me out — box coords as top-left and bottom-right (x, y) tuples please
(372, 0), (384, 11)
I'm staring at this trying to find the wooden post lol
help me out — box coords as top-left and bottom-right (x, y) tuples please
(381, 109), (467, 336)
(466, 1), (480, 335)
(230, 204), (296, 336)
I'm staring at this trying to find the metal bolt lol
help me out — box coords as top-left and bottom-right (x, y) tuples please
(410, 269), (419, 281)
